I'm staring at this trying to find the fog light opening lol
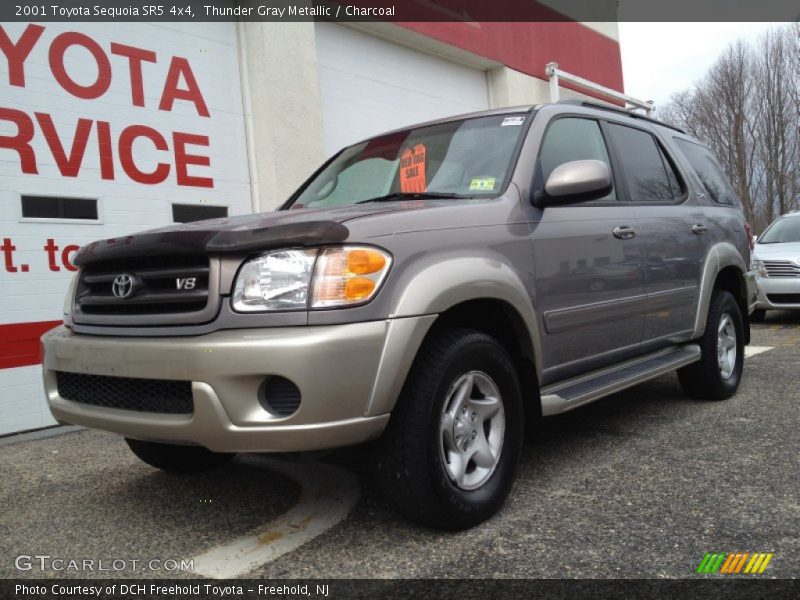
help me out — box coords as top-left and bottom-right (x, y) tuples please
(258, 376), (301, 417)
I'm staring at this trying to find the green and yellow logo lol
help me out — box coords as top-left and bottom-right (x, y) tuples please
(696, 552), (774, 574)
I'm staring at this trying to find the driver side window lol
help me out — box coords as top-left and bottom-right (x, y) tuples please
(539, 118), (616, 202)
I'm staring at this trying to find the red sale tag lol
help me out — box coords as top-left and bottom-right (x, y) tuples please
(399, 144), (427, 192)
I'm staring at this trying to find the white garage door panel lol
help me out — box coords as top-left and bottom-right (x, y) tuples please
(0, 21), (250, 435)
(315, 23), (490, 155)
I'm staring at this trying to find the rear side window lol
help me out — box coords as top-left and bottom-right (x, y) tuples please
(538, 117), (615, 201)
(606, 124), (683, 202)
(673, 138), (737, 205)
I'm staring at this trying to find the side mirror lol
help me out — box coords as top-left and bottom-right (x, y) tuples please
(540, 160), (612, 206)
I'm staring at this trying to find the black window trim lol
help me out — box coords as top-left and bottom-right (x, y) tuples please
(599, 118), (690, 207)
(19, 193), (101, 223)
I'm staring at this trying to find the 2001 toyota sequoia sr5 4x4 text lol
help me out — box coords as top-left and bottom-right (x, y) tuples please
(42, 101), (757, 529)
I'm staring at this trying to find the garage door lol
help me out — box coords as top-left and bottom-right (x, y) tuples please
(315, 23), (490, 156)
(0, 22), (251, 435)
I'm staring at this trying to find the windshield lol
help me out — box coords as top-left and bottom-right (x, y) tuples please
(286, 113), (529, 209)
(758, 217), (800, 244)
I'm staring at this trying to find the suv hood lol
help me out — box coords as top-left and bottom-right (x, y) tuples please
(73, 205), (401, 265)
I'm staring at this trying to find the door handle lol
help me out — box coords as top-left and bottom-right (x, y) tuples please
(692, 224), (708, 235)
(612, 225), (636, 240)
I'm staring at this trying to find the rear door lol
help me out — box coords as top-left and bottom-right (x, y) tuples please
(671, 137), (746, 264)
(530, 116), (646, 383)
(604, 122), (707, 344)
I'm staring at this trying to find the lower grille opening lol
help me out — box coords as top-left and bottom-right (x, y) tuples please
(56, 372), (193, 414)
(767, 294), (800, 305)
(258, 376), (301, 417)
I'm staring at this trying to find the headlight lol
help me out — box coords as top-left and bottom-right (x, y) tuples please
(232, 246), (391, 313)
(232, 249), (317, 312)
(751, 259), (767, 277)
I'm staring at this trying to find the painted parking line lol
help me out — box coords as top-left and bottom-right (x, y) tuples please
(745, 346), (774, 358)
(191, 457), (360, 579)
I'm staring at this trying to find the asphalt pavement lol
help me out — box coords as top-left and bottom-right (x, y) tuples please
(1, 312), (798, 579)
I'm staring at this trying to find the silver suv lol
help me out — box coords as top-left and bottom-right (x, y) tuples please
(42, 101), (757, 529)
(751, 211), (800, 321)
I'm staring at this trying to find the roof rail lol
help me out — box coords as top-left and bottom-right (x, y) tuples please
(557, 99), (686, 134)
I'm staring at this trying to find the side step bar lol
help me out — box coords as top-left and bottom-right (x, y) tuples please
(540, 344), (701, 416)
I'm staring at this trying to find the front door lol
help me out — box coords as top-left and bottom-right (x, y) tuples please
(529, 117), (646, 384)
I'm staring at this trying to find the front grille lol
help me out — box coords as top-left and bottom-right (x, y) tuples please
(56, 372), (193, 414)
(74, 255), (218, 325)
(763, 260), (800, 278)
(767, 294), (800, 305)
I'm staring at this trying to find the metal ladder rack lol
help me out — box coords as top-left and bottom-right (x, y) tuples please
(545, 62), (655, 116)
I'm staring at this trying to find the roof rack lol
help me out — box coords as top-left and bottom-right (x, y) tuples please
(558, 99), (686, 134)
(546, 62), (654, 112)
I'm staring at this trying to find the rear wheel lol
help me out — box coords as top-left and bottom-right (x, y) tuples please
(125, 438), (235, 473)
(374, 327), (524, 530)
(678, 290), (744, 400)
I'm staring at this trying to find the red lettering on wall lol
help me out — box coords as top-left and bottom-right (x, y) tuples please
(0, 24), (45, 87)
(0, 25), (216, 188)
(96, 120), (114, 180)
(119, 125), (170, 184)
(0, 107), (38, 174)
(35, 113), (92, 177)
(159, 57), (210, 117)
(48, 31), (112, 100)
(173, 132), (213, 188)
(110, 42), (157, 107)
(1, 238), (19, 273)
(44, 239), (61, 272)
(62, 245), (80, 271)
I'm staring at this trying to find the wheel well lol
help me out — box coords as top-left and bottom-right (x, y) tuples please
(430, 299), (541, 420)
(713, 266), (750, 344)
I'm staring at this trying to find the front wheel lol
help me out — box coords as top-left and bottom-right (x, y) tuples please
(374, 327), (524, 530)
(678, 290), (745, 400)
(125, 438), (235, 473)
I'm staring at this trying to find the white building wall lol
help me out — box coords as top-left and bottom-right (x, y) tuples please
(0, 22), (250, 434)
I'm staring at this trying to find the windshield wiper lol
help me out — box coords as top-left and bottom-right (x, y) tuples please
(356, 192), (472, 204)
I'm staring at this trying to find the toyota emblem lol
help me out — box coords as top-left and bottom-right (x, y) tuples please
(112, 274), (135, 299)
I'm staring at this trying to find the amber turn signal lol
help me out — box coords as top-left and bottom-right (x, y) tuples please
(347, 249), (387, 275)
(311, 246), (391, 307)
(345, 277), (376, 300)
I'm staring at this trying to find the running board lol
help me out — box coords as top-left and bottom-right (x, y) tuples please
(540, 344), (701, 416)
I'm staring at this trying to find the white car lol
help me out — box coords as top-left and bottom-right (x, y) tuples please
(751, 211), (800, 321)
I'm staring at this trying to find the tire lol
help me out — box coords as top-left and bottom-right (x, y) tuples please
(750, 308), (766, 323)
(125, 438), (235, 473)
(374, 327), (524, 530)
(678, 290), (745, 400)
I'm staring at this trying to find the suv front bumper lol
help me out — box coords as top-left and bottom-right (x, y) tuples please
(755, 275), (800, 310)
(42, 317), (435, 452)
